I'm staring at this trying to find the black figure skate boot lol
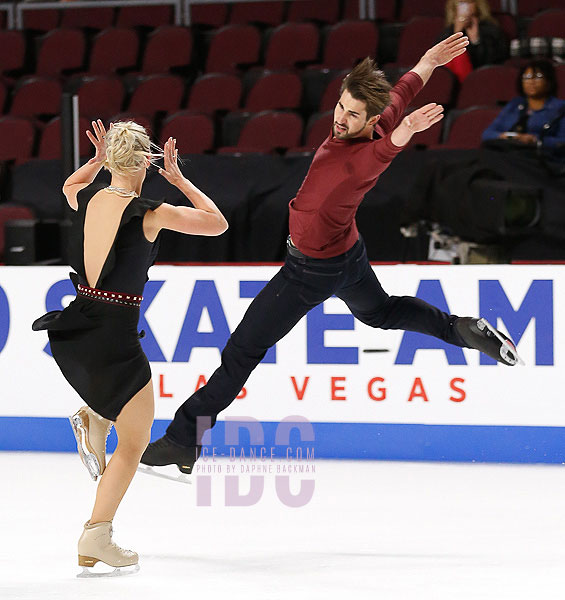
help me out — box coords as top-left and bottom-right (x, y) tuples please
(455, 317), (523, 366)
(138, 436), (201, 483)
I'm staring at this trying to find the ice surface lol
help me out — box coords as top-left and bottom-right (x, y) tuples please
(1, 453), (565, 599)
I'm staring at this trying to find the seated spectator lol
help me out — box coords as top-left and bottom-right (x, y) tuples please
(482, 59), (565, 158)
(439, 0), (507, 81)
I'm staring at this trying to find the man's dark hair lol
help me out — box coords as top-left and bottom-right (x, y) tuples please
(340, 57), (392, 119)
(517, 59), (558, 97)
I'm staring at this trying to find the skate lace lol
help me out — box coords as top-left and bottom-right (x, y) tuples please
(109, 526), (135, 557)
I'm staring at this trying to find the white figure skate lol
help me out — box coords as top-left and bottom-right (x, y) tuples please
(77, 521), (139, 578)
(69, 406), (112, 481)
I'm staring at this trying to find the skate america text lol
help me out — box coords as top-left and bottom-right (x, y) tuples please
(36, 278), (553, 366)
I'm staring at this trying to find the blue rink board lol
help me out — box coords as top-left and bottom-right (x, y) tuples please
(1, 417), (565, 464)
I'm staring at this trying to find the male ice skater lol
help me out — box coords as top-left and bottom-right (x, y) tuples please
(141, 33), (521, 474)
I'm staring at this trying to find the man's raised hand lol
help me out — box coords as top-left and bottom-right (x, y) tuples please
(404, 103), (444, 133)
(424, 32), (470, 68)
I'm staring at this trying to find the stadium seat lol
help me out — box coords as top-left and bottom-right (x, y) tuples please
(141, 26), (192, 74)
(186, 73), (242, 114)
(321, 20), (378, 69)
(528, 9), (565, 38)
(517, 0), (562, 18)
(0, 204), (35, 260)
(556, 64), (565, 98)
(0, 117), (35, 163)
(160, 111), (215, 154)
(456, 65), (517, 109)
(88, 28), (139, 75)
(38, 116), (91, 160)
(222, 110), (303, 153)
(441, 106), (501, 149)
(0, 31), (26, 77)
(244, 71), (302, 111)
(109, 113), (154, 135)
(494, 13), (517, 43)
(116, 5), (173, 28)
(264, 23), (320, 70)
(0, 80), (6, 113)
(10, 77), (62, 119)
(60, 7), (114, 30)
(74, 76), (125, 119)
(229, 2), (285, 26)
(190, 3), (228, 28)
(303, 111), (333, 149)
(409, 67), (457, 109)
(127, 75), (184, 116)
(319, 73), (346, 112)
(36, 29), (86, 77)
(22, 9), (59, 31)
(287, 0), (340, 24)
(393, 17), (445, 67)
(399, 0), (445, 21)
(205, 25), (261, 74)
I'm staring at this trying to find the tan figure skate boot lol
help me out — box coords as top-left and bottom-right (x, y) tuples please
(69, 406), (112, 481)
(77, 521), (139, 577)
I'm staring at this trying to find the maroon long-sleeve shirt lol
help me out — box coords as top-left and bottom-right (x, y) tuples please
(289, 71), (424, 258)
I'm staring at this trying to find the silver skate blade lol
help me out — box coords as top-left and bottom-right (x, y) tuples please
(77, 563), (140, 578)
(137, 464), (192, 485)
(68, 415), (100, 481)
(479, 319), (525, 366)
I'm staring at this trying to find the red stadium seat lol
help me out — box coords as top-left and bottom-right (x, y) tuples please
(441, 106), (501, 149)
(456, 65), (517, 109)
(75, 76), (125, 119)
(22, 9), (59, 31)
(399, 0), (445, 21)
(229, 2), (285, 26)
(287, 0), (340, 24)
(109, 113), (154, 136)
(205, 25), (261, 74)
(186, 73), (242, 114)
(303, 111), (333, 149)
(244, 71), (302, 111)
(38, 116), (91, 160)
(319, 73), (345, 112)
(394, 17), (445, 67)
(141, 26), (192, 74)
(189, 3), (228, 27)
(60, 7), (114, 30)
(556, 65), (565, 98)
(160, 111), (215, 154)
(321, 21), (378, 69)
(0, 204), (35, 259)
(0, 117), (35, 163)
(494, 13), (517, 43)
(264, 23), (320, 70)
(127, 75), (184, 116)
(36, 29), (86, 77)
(88, 28), (139, 75)
(0, 31), (26, 76)
(10, 77), (61, 119)
(518, 0), (562, 18)
(528, 9), (565, 38)
(236, 110), (303, 152)
(116, 5), (173, 28)
(0, 80), (6, 113)
(409, 67), (457, 109)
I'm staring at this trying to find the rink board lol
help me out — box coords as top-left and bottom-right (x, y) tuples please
(0, 264), (562, 462)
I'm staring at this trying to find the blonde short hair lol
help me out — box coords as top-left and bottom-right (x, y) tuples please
(103, 121), (163, 176)
(445, 0), (495, 26)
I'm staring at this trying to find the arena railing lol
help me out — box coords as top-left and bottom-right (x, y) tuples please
(14, 0), (182, 30)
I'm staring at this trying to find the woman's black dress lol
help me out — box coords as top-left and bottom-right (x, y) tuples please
(33, 182), (163, 421)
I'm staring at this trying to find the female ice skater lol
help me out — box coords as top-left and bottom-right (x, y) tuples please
(33, 119), (227, 575)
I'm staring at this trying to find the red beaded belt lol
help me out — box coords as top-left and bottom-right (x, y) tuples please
(77, 283), (143, 308)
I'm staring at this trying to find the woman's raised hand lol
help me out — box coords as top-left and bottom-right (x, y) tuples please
(86, 119), (107, 165)
(159, 137), (185, 186)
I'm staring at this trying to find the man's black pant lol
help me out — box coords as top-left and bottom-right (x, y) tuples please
(167, 238), (467, 446)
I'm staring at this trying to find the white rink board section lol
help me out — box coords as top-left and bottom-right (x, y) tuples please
(1, 453), (565, 600)
(0, 264), (561, 426)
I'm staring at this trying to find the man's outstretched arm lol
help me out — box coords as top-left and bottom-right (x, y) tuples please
(410, 32), (469, 85)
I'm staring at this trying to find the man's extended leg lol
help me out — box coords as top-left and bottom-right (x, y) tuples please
(141, 258), (339, 471)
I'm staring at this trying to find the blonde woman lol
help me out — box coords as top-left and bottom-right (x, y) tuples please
(33, 120), (227, 576)
(440, 0), (507, 69)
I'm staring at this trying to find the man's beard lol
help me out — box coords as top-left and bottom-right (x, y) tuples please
(333, 121), (368, 139)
